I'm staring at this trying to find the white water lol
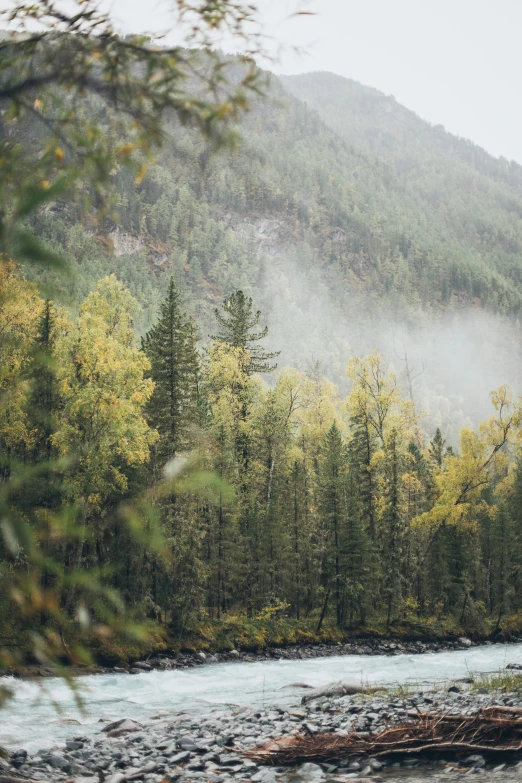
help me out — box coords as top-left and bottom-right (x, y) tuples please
(2, 643), (522, 753)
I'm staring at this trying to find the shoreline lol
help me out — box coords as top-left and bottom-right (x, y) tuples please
(4, 674), (522, 782)
(4, 634), (522, 680)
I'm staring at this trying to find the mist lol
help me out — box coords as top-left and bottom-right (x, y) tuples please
(259, 250), (522, 443)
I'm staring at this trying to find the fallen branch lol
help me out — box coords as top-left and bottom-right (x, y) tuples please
(245, 706), (522, 765)
(0, 777), (39, 783)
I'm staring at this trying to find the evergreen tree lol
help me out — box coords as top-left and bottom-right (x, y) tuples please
(429, 428), (446, 467)
(382, 428), (405, 626)
(27, 300), (59, 465)
(142, 278), (200, 468)
(212, 290), (279, 375)
(318, 422), (347, 626)
(344, 459), (371, 627)
(23, 300), (63, 515)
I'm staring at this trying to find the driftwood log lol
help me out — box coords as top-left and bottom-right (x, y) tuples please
(245, 706), (522, 765)
(0, 777), (39, 783)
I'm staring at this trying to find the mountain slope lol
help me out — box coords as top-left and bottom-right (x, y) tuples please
(23, 69), (522, 429)
(282, 71), (522, 302)
(30, 70), (522, 322)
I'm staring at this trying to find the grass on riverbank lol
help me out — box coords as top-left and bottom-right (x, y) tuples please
(470, 670), (522, 693)
(4, 609), (522, 671)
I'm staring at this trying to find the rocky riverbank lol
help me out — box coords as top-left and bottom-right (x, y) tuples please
(5, 676), (522, 783)
(10, 635), (519, 679)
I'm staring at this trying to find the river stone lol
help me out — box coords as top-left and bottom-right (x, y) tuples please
(105, 773), (127, 783)
(463, 754), (486, 767)
(49, 752), (69, 770)
(218, 755), (242, 766)
(66, 740), (84, 750)
(171, 750), (191, 764)
(301, 680), (364, 703)
(298, 762), (324, 779)
(137, 760), (157, 774)
(251, 769), (277, 783)
(178, 737), (197, 750)
(102, 718), (143, 736)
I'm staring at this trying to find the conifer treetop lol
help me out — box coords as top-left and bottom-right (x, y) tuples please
(212, 289), (279, 375)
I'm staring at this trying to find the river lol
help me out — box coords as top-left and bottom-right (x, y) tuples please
(2, 642), (522, 752)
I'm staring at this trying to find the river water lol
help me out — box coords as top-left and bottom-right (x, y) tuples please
(2, 642), (522, 752)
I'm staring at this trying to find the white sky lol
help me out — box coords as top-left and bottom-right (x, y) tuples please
(24, 0), (522, 163)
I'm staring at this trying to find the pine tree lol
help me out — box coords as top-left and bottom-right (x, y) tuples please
(24, 299), (63, 514)
(382, 428), (405, 626)
(142, 278), (200, 468)
(319, 421), (347, 626)
(27, 300), (58, 465)
(212, 290), (279, 375)
(429, 428), (446, 467)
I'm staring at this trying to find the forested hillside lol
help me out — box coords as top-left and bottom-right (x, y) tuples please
(23, 69), (522, 435)
(31, 68), (522, 323)
(282, 72), (522, 290)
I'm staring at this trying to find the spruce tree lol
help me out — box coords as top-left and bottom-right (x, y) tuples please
(142, 278), (200, 467)
(382, 428), (405, 626)
(27, 300), (58, 465)
(429, 428), (446, 467)
(212, 290), (279, 375)
(319, 422), (347, 626)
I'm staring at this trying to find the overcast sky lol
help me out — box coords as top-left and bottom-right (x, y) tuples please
(93, 0), (522, 163)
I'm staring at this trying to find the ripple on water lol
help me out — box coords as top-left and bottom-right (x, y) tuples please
(1, 641), (521, 752)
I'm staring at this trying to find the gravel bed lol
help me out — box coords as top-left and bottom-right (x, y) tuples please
(5, 676), (522, 783)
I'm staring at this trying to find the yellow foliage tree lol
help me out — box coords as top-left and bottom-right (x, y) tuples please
(0, 259), (44, 452)
(414, 385), (521, 532)
(53, 275), (156, 512)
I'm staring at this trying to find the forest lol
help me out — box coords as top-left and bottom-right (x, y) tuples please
(4, 0), (522, 671)
(3, 260), (522, 663)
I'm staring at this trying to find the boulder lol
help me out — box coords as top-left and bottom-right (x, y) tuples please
(170, 751), (191, 764)
(251, 769), (277, 783)
(507, 662), (522, 670)
(133, 661), (152, 671)
(463, 754), (486, 768)
(104, 774), (127, 783)
(102, 718), (143, 737)
(301, 680), (365, 704)
(178, 738), (197, 750)
(48, 753), (69, 770)
(297, 762), (324, 780)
